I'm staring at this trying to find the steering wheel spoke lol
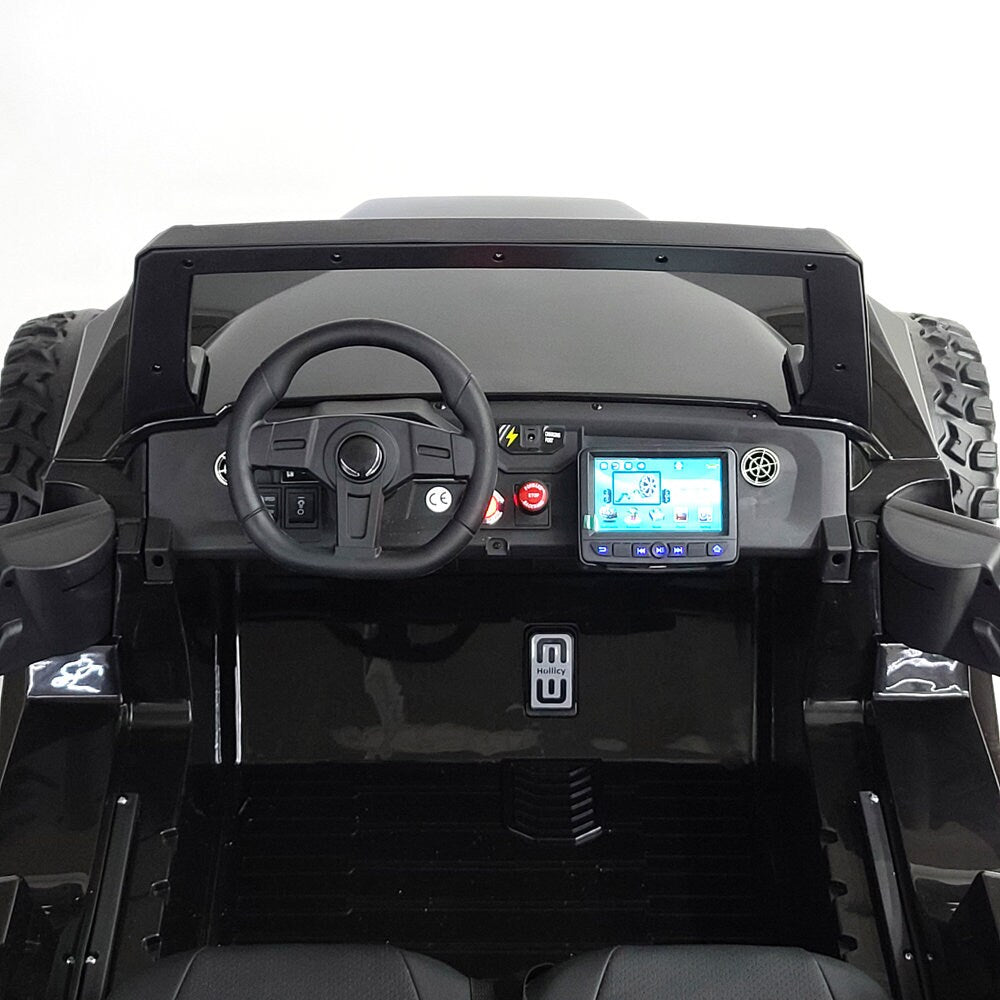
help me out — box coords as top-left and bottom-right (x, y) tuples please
(403, 424), (476, 481)
(334, 476), (385, 556)
(248, 417), (333, 486)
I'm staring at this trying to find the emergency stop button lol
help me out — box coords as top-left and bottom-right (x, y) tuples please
(516, 481), (549, 514)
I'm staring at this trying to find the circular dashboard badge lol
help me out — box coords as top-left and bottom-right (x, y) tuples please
(214, 451), (228, 486)
(425, 485), (453, 513)
(740, 447), (780, 487)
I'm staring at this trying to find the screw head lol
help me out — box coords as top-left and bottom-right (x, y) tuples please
(85, 954), (98, 965)
(117, 796), (128, 806)
(869, 792), (880, 804)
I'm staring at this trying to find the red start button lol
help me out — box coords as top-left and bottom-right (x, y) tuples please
(516, 481), (549, 513)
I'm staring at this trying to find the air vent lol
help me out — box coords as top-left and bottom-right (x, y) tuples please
(504, 760), (602, 845)
(741, 448), (780, 487)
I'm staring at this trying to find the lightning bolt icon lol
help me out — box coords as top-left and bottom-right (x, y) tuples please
(505, 427), (519, 448)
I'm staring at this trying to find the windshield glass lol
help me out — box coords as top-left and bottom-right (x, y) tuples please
(193, 268), (807, 412)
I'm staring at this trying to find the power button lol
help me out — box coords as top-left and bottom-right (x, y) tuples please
(516, 481), (549, 514)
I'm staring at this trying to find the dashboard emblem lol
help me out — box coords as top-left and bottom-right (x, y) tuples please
(214, 451), (228, 486)
(740, 447), (780, 487)
(525, 628), (577, 716)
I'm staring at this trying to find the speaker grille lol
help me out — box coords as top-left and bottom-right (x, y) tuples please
(740, 448), (780, 486)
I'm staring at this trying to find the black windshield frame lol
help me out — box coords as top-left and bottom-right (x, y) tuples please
(126, 222), (869, 432)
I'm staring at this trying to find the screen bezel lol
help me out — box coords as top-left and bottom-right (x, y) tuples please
(581, 448), (737, 541)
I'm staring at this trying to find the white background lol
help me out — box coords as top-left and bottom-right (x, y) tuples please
(1, 1), (997, 369)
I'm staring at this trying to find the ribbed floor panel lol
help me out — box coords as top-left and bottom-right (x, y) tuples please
(196, 762), (835, 977)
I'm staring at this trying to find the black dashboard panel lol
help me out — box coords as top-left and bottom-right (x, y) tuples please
(146, 401), (847, 567)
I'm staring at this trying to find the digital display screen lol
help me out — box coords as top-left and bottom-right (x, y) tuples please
(591, 455), (725, 533)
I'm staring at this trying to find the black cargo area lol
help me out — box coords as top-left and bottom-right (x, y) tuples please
(164, 759), (838, 979)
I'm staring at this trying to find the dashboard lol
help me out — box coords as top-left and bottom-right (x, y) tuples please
(147, 400), (848, 569)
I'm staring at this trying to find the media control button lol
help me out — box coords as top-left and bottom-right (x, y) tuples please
(650, 542), (668, 559)
(284, 487), (318, 528)
(669, 543), (687, 558)
(632, 543), (651, 558)
(590, 542), (611, 556)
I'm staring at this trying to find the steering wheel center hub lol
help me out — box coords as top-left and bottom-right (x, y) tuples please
(337, 434), (384, 481)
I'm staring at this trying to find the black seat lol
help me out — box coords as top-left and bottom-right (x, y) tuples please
(526, 945), (889, 1000)
(106, 944), (474, 1000)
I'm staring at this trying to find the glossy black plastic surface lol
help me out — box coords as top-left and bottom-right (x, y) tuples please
(881, 497), (1000, 674)
(0, 499), (116, 675)
(235, 571), (755, 764)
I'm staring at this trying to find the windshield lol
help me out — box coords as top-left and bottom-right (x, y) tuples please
(193, 268), (806, 412)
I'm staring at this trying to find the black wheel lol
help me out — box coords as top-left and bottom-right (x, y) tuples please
(910, 313), (999, 521)
(0, 311), (97, 524)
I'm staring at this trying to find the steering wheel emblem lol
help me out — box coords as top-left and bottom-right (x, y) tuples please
(337, 434), (384, 481)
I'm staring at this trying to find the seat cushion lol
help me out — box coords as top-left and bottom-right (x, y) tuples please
(526, 945), (889, 1000)
(107, 944), (473, 1000)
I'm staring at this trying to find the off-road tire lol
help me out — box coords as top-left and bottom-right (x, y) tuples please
(910, 313), (999, 521)
(0, 311), (96, 524)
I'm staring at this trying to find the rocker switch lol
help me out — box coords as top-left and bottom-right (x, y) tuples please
(284, 487), (318, 528)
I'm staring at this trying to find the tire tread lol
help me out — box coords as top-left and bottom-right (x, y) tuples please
(912, 313), (998, 521)
(0, 312), (88, 523)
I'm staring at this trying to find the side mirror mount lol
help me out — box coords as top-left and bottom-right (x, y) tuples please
(881, 497), (1000, 675)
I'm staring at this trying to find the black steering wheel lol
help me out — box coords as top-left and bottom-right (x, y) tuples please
(226, 318), (497, 578)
